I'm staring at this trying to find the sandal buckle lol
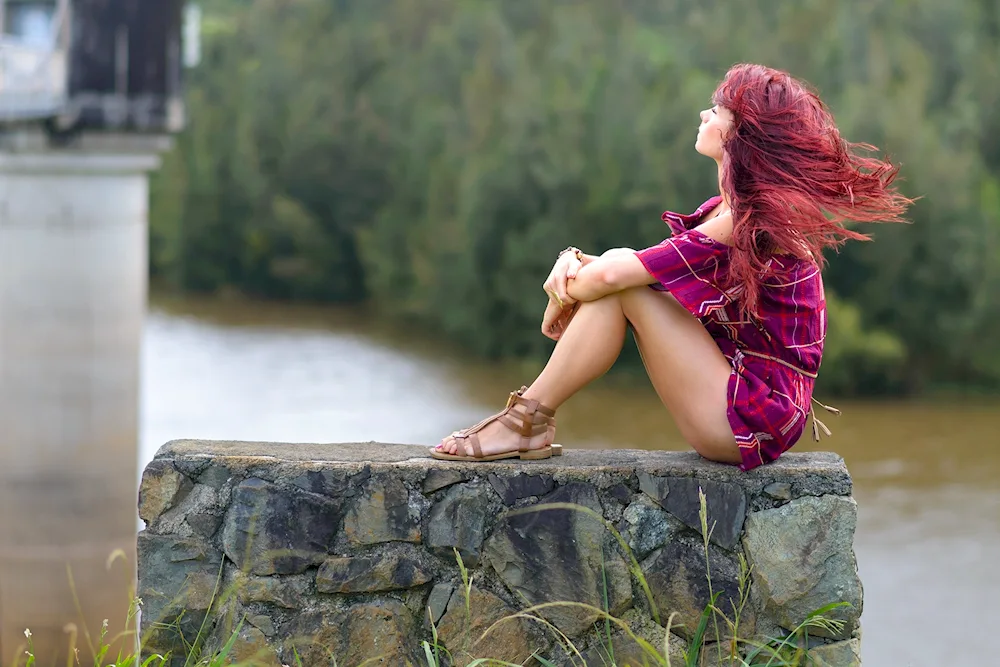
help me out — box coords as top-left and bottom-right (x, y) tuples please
(506, 386), (528, 409)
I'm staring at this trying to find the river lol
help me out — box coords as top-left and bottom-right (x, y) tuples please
(141, 295), (1000, 667)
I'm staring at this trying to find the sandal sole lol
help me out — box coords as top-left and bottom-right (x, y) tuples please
(428, 445), (557, 462)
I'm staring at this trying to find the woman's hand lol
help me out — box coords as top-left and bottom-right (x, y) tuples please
(543, 251), (583, 308)
(541, 299), (579, 341)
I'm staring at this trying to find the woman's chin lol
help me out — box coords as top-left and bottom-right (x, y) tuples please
(694, 141), (722, 161)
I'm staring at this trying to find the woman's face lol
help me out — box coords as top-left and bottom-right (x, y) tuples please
(696, 104), (735, 161)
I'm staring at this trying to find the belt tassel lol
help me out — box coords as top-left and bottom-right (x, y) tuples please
(810, 397), (841, 442)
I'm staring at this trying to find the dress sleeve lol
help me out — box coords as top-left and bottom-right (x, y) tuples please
(634, 230), (733, 318)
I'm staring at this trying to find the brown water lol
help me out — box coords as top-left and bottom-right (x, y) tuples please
(143, 295), (1000, 667)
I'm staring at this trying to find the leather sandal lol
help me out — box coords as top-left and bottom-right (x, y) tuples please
(430, 387), (562, 461)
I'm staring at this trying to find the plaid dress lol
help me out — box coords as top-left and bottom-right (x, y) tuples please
(634, 196), (826, 470)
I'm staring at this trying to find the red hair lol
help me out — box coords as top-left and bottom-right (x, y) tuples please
(712, 63), (913, 317)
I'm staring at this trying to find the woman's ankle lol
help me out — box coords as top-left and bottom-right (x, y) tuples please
(520, 386), (560, 411)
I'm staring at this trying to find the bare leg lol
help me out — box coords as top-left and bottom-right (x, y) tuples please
(523, 295), (629, 409)
(437, 287), (740, 464)
(436, 296), (626, 456)
(617, 287), (740, 463)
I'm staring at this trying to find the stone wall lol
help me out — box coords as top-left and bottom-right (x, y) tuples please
(137, 440), (864, 666)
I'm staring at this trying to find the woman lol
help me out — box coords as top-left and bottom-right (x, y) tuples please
(431, 63), (911, 470)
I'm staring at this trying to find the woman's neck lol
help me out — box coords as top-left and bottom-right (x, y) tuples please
(715, 163), (731, 209)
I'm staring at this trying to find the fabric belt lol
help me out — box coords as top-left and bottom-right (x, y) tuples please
(740, 349), (840, 442)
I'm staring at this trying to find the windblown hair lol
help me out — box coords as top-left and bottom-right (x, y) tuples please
(712, 63), (913, 317)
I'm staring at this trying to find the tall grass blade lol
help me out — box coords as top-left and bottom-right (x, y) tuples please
(600, 552), (615, 666)
(422, 641), (438, 667)
(685, 591), (722, 667)
(206, 617), (243, 667)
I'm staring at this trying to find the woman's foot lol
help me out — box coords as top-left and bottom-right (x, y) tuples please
(435, 416), (554, 457)
(431, 387), (557, 461)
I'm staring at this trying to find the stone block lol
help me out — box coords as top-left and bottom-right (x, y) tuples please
(224, 626), (282, 667)
(343, 474), (422, 545)
(316, 552), (433, 593)
(139, 460), (192, 524)
(763, 482), (792, 501)
(196, 463), (235, 490)
(641, 535), (751, 640)
(186, 511), (224, 538)
(426, 583), (455, 625)
(427, 481), (490, 566)
(288, 465), (371, 498)
(484, 482), (633, 638)
(437, 586), (536, 664)
(247, 614), (276, 637)
(742, 495), (862, 639)
(222, 478), (341, 575)
(808, 638), (862, 666)
(233, 572), (311, 609)
(284, 601), (415, 666)
(422, 468), (468, 493)
(666, 477), (747, 550)
(487, 472), (555, 506)
(607, 482), (634, 505)
(638, 471), (671, 507)
(155, 484), (226, 539)
(137, 532), (223, 658)
(622, 495), (678, 560)
(640, 474), (747, 550)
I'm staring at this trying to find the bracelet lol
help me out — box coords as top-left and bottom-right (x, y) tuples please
(558, 246), (583, 261)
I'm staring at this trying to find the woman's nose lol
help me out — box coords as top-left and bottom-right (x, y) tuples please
(699, 110), (709, 123)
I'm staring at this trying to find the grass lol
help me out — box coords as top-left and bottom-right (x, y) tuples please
(10, 488), (850, 667)
(419, 488), (851, 667)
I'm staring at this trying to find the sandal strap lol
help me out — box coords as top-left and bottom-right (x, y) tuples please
(451, 387), (557, 457)
(498, 413), (549, 452)
(506, 386), (556, 418)
(467, 432), (483, 459)
(498, 413), (552, 437)
(455, 407), (509, 438)
(451, 430), (485, 458)
(502, 387), (557, 452)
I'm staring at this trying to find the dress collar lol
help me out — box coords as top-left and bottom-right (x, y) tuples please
(661, 195), (724, 235)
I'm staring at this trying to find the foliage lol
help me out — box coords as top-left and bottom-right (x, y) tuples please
(150, 0), (1000, 396)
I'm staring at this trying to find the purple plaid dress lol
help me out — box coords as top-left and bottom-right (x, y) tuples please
(634, 196), (826, 470)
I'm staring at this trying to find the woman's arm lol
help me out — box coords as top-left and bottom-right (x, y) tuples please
(566, 211), (734, 302)
(565, 251), (656, 302)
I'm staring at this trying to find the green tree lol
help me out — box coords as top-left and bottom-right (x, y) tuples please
(150, 0), (1000, 396)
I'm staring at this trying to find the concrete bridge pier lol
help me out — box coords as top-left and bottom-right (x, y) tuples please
(0, 130), (168, 662)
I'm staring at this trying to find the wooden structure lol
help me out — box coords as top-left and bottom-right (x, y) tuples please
(0, 0), (185, 132)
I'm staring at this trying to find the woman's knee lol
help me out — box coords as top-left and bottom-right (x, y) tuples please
(580, 289), (624, 310)
(570, 291), (626, 324)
